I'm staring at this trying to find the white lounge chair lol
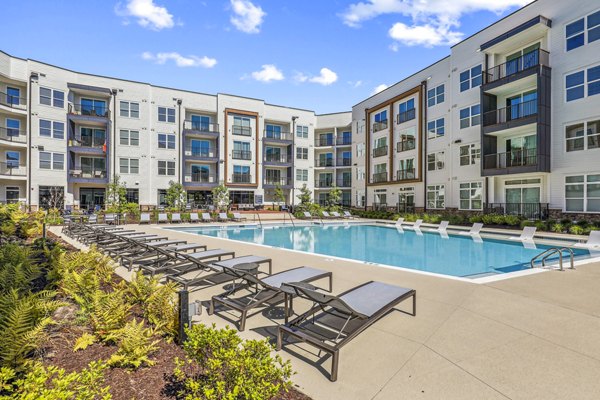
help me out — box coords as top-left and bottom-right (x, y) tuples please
(232, 212), (247, 222)
(189, 212), (200, 223)
(171, 213), (182, 223)
(303, 211), (313, 220)
(202, 212), (213, 222)
(343, 211), (353, 219)
(104, 213), (116, 224)
(139, 213), (151, 224)
(460, 222), (483, 236)
(321, 211), (333, 219)
(396, 217), (405, 226)
(405, 219), (422, 230)
(331, 211), (341, 218)
(218, 212), (230, 222)
(429, 220), (449, 233)
(509, 226), (536, 241)
(88, 214), (98, 224)
(157, 213), (168, 223)
(574, 230), (600, 249)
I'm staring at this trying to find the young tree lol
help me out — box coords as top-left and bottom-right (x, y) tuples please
(211, 183), (230, 212)
(295, 184), (313, 212)
(106, 175), (127, 212)
(166, 181), (187, 210)
(274, 184), (286, 209)
(327, 186), (342, 211)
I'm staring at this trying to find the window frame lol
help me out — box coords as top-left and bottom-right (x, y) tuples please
(157, 133), (176, 149)
(565, 119), (600, 152)
(565, 174), (600, 213)
(158, 106), (176, 123)
(426, 184), (445, 209)
(459, 181), (483, 210)
(427, 84), (445, 107)
(119, 129), (140, 146)
(119, 158), (139, 174)
(119, 100), (140, 119)
(459, 104), (481, 129)
(459, 65), (482, 92)
(459, 144), (481, 166)
(296, 125), (308, 138)
(39, 87), (65, 108)
(296, 147), (308, 160)
(39, 151), (64, 170)
(427, 117), (445, 139)
(157, 160), (176, 176)
(427, 151), (445, 171)
(295, 168), (308, 181)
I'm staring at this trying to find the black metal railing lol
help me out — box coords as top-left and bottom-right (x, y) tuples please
(316, 158), (334, 167)
(372, 120), (388, 132)
(483, 148), (538, 170)
(183, 120), (219, 133)
(264, 153), (289, 163)
(264, 177), (291, 186)
(485, 49), (549, 84)
(68, 137), (106, 149)
(372, 172), (388, 183)
(396, 168), (415, 181)
(397, 109), (416, 124)
(314, 179), (334, 188)
(264, 130), (292, 141)
(232, 173), (251, 183)
(68, 103), (110, 118)
(396, 202), (415, 213)
(483, 99), (537, 127)
(341, 199), (352, 207)
(372, 202), (388, 211)
(232, 150), (252, 160)
(336, 136), (352, 145)
(0, 162), (26, 176)
(336, 157), (352, 167)
(0, 91), (27, 109)
(185, 146), (217, 158)
(186, 173), (217, 184)
(232, 125), (252, 136)
(336, 178), (352, 187)
(373, 146), (388, 158)
(0, 126), (26, 143)
(315, 137), (334, 146)
(397, 138), (416, 152)
(484, 203), (549, 220)
(69, 167), (107, 179)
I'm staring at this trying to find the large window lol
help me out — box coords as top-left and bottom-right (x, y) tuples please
(125, 189), (139, 204)
(427, 151), (445, 171)
(427, 185), (445, 209)
(296, 147), (308, 160)
(6, 119), (20, 138)
(39, 119), (64, 139)
(459, 65), (482, 92)
(427, 84), (444, 107)
(566, 10), (600, 51)
(120, 130), (140, 146)
(459, 105), (481, 129)
(6, 151), (19, 168)
(565, 174), (600, 212)
(296, 168), (308, 181)
(39, 186), (64, 209)
(120, 101), (140, 118)
(6, 87), (20, 105)
(566, 65), (600, 101)
(233, 141), (251, 160)
(6, 187), (19, 204)
(459, 182), (483, 210)
(265, 124), (283, 139)
(398, 99), (415, 124)
(79, 127), (106, 148)
(119, 158), (139, 174)
(39, 152), (64, 170)
(39, 87), (64, 108)
(233, 116), (252, 136)
(566, 120), (600, 152)
(158, 160), (176, 176)
(373, 110), (387, 132)
(158, 106), (175, 123)
(459, 144), (481, 166)
(158, 133), (175, 149)
(427, 118), (444, 139)
(296, 125), (308, 138)
(80, 98), (107, 116)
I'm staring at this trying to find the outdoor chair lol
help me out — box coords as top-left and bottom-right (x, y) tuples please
(459, 223), (483, 236)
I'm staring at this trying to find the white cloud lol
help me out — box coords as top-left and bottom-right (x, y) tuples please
(310, 68), (338, 86)
(250, 64), (284, 82)
(341, 0), (534, 47)
(116, 0), (175, 30)
(349, 80), (363, 88)
(230, 0), (266, 34)
(142, 52), (217, 68)
(371, 84), (388, 95)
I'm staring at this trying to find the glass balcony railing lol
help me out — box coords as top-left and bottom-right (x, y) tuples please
(372, 146), (388, 158)
(483, 148), (538, 170)
(315, 137), (334, 146)
(232, 173), (251, 183)
(183, 120), (219, 133)
(483, 100), (537, 127)
(0, 91), (27, 109)
(232, 125), (252, 136)
(264, 176), (291, 186)
(485, 49), (549, 84)
(397, 138), (416, 152)
(264, 130), (292, 141)
(397, 109), (416, 124)
(0, 126), (26, 143)
(232, 150), (252, 160)
(68, 103), (110, 118)
(396, 168), (415, 181)
(0, 162), (26, 176)
(372, 172), (388, 183)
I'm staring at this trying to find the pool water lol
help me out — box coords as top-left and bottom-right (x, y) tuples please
(169, 224), (591, 278)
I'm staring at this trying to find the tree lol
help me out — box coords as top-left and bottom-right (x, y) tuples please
(274, 184), (286, 209)
(106, 175), (127, 212)
(211, 183), (230, 212)
(295, 184), (315, 212)
(166, 181), (187, 210)
(327, 186), (342, 211)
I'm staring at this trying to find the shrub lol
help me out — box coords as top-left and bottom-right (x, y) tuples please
(173, 324), (293, 400)
(481, 214), (498, 225)
(491, 214), (506, 225)
(551, 223), (565, 233)
(105, 319), (158, 369)
(569, 225), (585, 235)
(468, 215), (483, 223)
(0, 244), (39, 294)
(520, 220), (536, 228)
(88, 290), (131, 342)
(504, 215), (521, 226)
(534, 221), (548, 231)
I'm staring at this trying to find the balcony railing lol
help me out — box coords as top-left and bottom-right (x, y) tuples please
(397, 138), (416, 152)
(396, 168), (415, 181)
(0, 127), (26, 143)
(232, 173), (251, 183)
(0, 162), (26, 176)
(68, 103), (110, 118)
(372, 172), (388, 183)
(336, 178), (352, 188)
(315, 137), (334, 147)
(336, 136), (352, 146)
(183, 120), (219, 133)
(232, 150), (252, 160)
(264, 130), (292, 141)
(483, 99), (537, 127)
(264, 153), (289, 163)
(372, 146), (388, 158)
(397, 109), (416, 124)
(485, 49), (549, 84)
(372, 120), (388, 132)
(484, 203), (549, 220)
(316, 158), (334, 167)
(314, 179), (334, 188)
(68, 137), (106, 149)
(232, 125), (252, 136)
(336, 157), (352, 167)
(264, 177), (291, 186)
(69, 167), (107, 179)
(483, 148), (538, 170)
(185, 173), (217, 184)
(0, 91), (27, 109)
(184, 146), (217, 158)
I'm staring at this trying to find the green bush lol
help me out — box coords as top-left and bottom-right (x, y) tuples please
(520, 220), (536, 228)
(481, 214), (498, 225)
(504, 215), (521, 226)
(105, 319), (158, 369)
(569, 225), (585, 235)
(491, 214), (506, 225)
(468, 215), (483, 223)
(551, 223), (565, 233)
(173, 324), (293, 400)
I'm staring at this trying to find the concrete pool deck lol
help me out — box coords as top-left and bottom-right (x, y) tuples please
(53, 223), (600, 400)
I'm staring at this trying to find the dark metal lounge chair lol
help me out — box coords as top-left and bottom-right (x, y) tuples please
(277, 281), (416, 381)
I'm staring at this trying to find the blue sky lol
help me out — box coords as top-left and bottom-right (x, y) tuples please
(2, 0), (532, 113)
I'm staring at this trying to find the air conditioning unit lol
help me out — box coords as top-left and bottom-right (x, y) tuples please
(185, 150), (192, 156)
(209, 177), (214, 183)
(184, 175), (191, 182)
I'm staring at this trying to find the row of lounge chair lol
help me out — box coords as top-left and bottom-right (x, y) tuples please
(302, 210), (354, 220)
(63, 221), (417, 381)
(139, 212), (248, 224)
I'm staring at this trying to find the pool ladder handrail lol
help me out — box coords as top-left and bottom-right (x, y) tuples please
(255, 213), (263, 228)
(283, 210), (295, 227)
(530, 247), (575, 271)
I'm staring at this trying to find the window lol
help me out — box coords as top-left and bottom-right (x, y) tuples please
(158, 106), (175, 123)
(427, 84), (444, 107)
(296, 147), (308, 160)
(589, 10), (600, 44)
(120, 130), (140, 146)
(565, 174), (600, 212)
(566, 18), (585, 51)
(233, 116), (252, 136)
(427, 118), (445, 139)
(120, 101), (140, 118)
(459, 144), (481, 166)
(459, 105), (481, 129)
(427, 151), (445, 171)
(265, 124), (283, 139)
(6, 151), (19, 168)
(459, 65), (482, 92)
(427, 185), (445, 209)
(296, 125), (308, 138)
(397, 126), (416, 151)
(398, 99), (415, 123)
(158, 160), (175, 176)
(157, 189), (167, 206)
(39, 119), (64, 139)
(6, 187), (19, 204)
(6, 87), (20, 105)
(588, 65), (600, 97)
(79, 127), (106, 147)
(6, 118), (20, 137)
(566, 66), (600, 101)
(356, 142), (365, 157)
(80, 98), (106, 116)
(356, 167), (365, 181)
(119, 158), (139, 174)
(39, 152), (64, 170)
(39, 87), (64, 108)
(158, 133), (175, 149)
(459, 182), (483, 210)
(125, 189), (139, 204)
(373, 110), (387, 131)
(232, 141), (251, 159)
(39, 186), (64, 209)
(566, 120), (600, 151)
(296, 168), (308, 181)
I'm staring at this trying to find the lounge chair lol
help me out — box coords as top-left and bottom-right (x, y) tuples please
(171, 213), (182, 223)
(303, 212), (313, 220)
(321, 211), (334, 219)
(331, 211), (342, 219)
(574, 230), (600, 249)
(429, 220), (449, 233)
(396, 217), (404, 226)
(509, 226), (536, 241)
(189, 213), (200, 223)
(218, 212), (230, 222)
(232, 212), (247, 222)
(277, 281), (416, 381)
(208, 266), (333, 331)
(88, 214), (98, 224)
(140, 213), (151, 224)
(104, 213), (116, 225)
(158, 213), (168, 223)
(343, 211), (353, 219)
(404, 219), (422, 230)
(460, 223), (483, 236)
(202, 213), (213, 222)
(135, 248), (235, 276)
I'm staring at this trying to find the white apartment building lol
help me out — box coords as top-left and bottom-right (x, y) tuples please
(352, 0), (600, 219)
(0, 51), (351, 210)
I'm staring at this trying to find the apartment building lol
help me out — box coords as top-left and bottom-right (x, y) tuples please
(0, 52), (351, 209)
(352, 0), (600, 219)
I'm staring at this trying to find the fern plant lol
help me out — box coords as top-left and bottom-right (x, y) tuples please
(105, 319), (159, 369)
(88, 290), (131, 341)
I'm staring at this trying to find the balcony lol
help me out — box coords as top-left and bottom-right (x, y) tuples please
(483, 148), (538, 172)
(336, 178), (352, 188)
(68, 167), (107, 182)
(397, 109), (416, 125)
(397, 138), (416, 152)
(0, 127), (27, 144)
(315, 137), (334, 147)
(0, 162), (26, 177)
(396, 168), (415, 181)
(0, 91), (27, 111)
(372, 146), (388, 158)
(184, 146), (218, 160)
(232, 150), (252, 160)
(336, 157), (352, 167)
(232, 125), (252, 136)
(184, 173), (217, 186)
(263, 130), (293, 142)
(263, 176), (291, 187)
(484, 49), (549, 86)
(336, 136), (352, 146)
(232, 173), (252, 183)
(372, 172), (388, 183)
(372, 120), (388, 133)
(315, 158), (334, 167)
(482, 100), (537, 131)
(183, 121), (219, 137)
(68, 137), (106, 156)
(314, 179), (334, 189)
(68, 103), (110, 119)
(264, 153), (290, 164)
(484, 203), (549, 220)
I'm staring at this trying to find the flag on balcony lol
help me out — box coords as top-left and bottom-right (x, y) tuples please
(102, 142), (107, 153)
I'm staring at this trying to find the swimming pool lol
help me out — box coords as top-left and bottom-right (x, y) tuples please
(168, 223), (591, 279)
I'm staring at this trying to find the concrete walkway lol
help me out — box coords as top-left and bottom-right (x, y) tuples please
(53, 224), (600, 400)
